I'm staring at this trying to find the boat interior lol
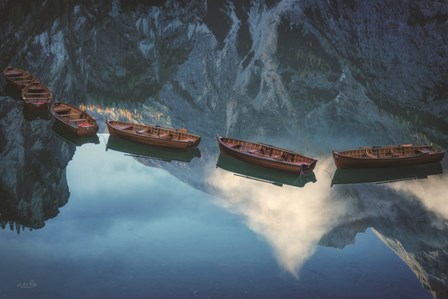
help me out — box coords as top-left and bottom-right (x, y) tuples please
(222, 138), (313, 164)
(5, 69), (35, 85)
(53, 106), (94, 126)
(14, 76), (34, 83)
(339, 145), (437, 158)
(8, 72), (30, 79)
(23, 84), (51, 101)
(111, 122), (197, 142)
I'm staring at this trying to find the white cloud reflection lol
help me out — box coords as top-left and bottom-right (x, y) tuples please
(207, 157), (347, 276)
(389, 172), (448, 221)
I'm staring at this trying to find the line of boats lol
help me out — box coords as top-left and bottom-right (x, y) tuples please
(3, 66), (446, 184)
(4, 67), (52, 110)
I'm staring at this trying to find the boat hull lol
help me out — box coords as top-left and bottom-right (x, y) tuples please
(107, 121), (201, 150)
(3, 66), (36, 91)
(217, 137), (317, 174)
(55, 119), (98, 137)
(216, 152), (316, 187)
(52, 122), (100, 146)
(22, 82), (52, 111)
(332, 147), (445, 169)
(50, 103), (99, 137)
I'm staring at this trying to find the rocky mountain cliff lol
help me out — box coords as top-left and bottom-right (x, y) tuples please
(1, 0), (447, 149)
(1, 0), (447, 295)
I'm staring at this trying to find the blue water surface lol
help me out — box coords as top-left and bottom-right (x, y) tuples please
(0, 136), (441, 299)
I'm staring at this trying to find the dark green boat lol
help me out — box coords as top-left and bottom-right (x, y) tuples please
(216, 153), (316, 188)
(106, 135), (201, 163)
(331, 162), (443, 186)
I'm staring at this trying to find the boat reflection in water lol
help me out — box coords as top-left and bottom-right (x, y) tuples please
(106, 135), (201, 163)
(52, 122), (100, 146)
(331, 162), (443, 186)
(23, 107), (51, 121)
(216, 153), (316, 188)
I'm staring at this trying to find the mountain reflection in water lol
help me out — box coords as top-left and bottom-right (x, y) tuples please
(0, 125), (447, 297)
(391, 174), (448, 222)
(208, 157), (346, 275)
(0, 97), (74, 232)
(1, 0), (448, 296)
(375, 174), (448, 297)
(208, 154), (448, 296)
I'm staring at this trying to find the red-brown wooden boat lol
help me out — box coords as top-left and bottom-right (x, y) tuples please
(21, 81), (52, 110)
(51, 102), (99, 136)
(332, 144), (445, 169)
(3, 66), (36, 90)
(107, 120), (201, 150)
(217, 136), (317, 174)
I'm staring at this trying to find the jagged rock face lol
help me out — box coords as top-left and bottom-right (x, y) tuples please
(0, 97), (74, 231)
(1, 0), (446, 148)
(0, 1), (207, 101)
(321, 181), (448, 299)
(299, 0), (448, 144)
(1, 0), (447, 294)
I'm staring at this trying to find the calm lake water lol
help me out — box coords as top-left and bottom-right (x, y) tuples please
(1, 1), (447, 297)
(0, 132), (446, 299)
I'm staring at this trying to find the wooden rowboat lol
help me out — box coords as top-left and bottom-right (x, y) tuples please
(106, 120), (201, 150)
(216, 136), (317, 174)
(332, 144), (445, 169)
(3, 66), (36, 90)
(22, 81), (52, 110)
(50, 102), (98, 136)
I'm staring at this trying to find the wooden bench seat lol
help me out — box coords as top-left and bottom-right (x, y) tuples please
(415, 149), (431, 155)
(365, 152), (377, 158)
(13, 78), (33, 81)
(53, 108), (71, 113)
(26, 87), (46, 90)
(6, 72), (23, 77)
(23, 97), (50, 100)
(25, 92), (49, 95)
(59, 113), (78, 117)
